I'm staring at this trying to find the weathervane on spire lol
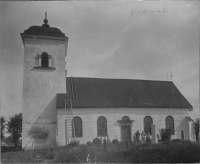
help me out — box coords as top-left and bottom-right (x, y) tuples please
(170, 70), (175, 81)
(170, 71), (173, 81)
(43, 12), (49, 25)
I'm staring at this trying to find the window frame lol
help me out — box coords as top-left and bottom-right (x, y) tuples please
(97, 116), (107, 137)
(72, 116), (83, 138)
(34, 52), (55, 70)
(165, 115), (175, 135)
(143, 116), (153, 135)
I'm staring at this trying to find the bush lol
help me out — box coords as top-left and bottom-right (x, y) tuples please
(93, 138), (102, 145)
(160, 129), (171, 142)
(133, 143), (168, 163)
(100, 150), (128, 163)
(53, 144), (128, 163)
(54, 145), (92, 163)
(1, 146), (7, 153)
(171, 139), (191, 144)
(136, 142), (151, 149)
(27, 126), (49, 140)
(86, 141), (93, 146)
(131, 141), (200, 163)
(45, 147), (56, 159)
(2, 140), (200, 163)
(112, 139), (119, 144)
(80, 143), (86, 147)
(12, 145), (23, 152)
(68, 141), (79, 147)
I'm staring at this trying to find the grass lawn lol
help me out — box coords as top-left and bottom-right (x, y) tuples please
(1, 140), (200, 163)
(1, 149), (49, 163)
(1, 142), (133, 163)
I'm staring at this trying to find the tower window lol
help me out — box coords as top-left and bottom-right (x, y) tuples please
(41, 52), (49, 67)
(34, 52), (55, 70)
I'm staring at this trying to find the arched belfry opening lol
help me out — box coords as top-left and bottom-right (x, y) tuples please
(41, 52), (49, 68)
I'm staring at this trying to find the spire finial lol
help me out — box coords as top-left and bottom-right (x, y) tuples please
(44, 12), (48, 25)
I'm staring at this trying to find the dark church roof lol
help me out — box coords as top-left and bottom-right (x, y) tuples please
(56, 77), (193, 110)
(22, 13), (65, 37)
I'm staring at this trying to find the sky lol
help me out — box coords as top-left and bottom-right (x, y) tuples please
(0, 1), (199, 120)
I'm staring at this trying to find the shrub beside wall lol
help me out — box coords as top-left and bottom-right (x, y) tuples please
(68, 141), (79, 147)
(112, 139), (119, 144)
(27, 126), (49, 148)
(93, 138), (102, 145)
(27, 126), (49, 141)
(86, 141), (92, 146)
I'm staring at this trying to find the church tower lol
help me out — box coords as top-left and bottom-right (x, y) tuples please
(21, 13), (68, 149)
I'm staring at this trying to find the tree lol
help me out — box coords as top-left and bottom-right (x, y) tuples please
(1, 116), (6, 139)
(194, 118), (200, 141)
(7, 113), (22, 147)
(4, 135), (12, 145)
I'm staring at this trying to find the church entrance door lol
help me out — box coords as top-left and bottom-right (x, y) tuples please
(121, 126), (131, 142)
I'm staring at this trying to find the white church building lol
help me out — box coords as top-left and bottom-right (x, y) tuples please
(21, 15), (195, 149)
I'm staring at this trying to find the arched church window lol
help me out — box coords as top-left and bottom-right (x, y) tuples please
(165, 116), (174, 134)
(121, 116), (130, 121)
(72, 116), (82, 138)
(97, 116), (107, 136)
(144, 116), (153, 135)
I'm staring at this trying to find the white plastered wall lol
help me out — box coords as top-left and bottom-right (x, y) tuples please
(22, 38), (67, 149)
(57, 107), (190, 145)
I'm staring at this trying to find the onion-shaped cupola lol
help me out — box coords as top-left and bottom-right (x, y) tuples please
(23, 12), (65, 37)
